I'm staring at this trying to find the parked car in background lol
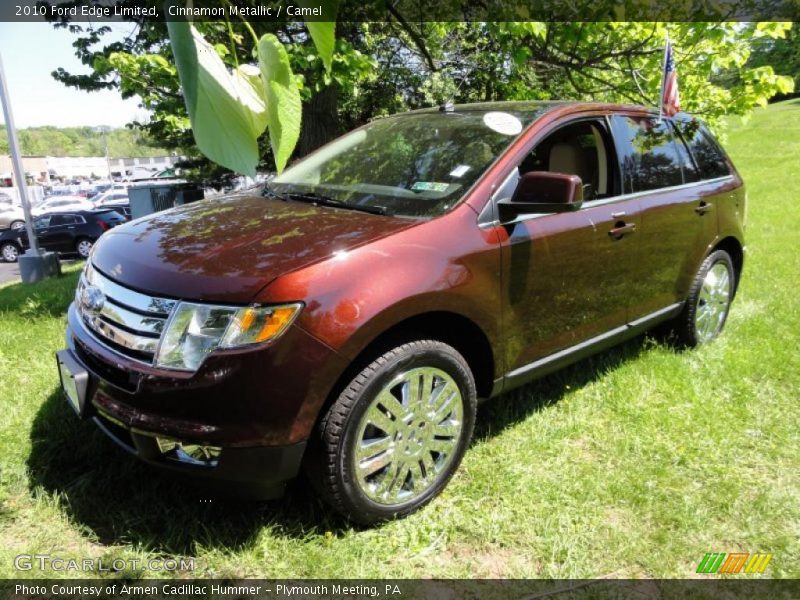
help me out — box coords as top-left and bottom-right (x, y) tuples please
(33, 196), (95, 216)
(0, 227), (24, 262)
(93, 189), (129, 207)
(0, 196), (25, 231)
(92, 190), (132, 221)
(56, 101), (745, 524)
(0, 209), (126, 262)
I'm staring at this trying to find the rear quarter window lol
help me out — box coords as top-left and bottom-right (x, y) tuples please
(673, 119), (732, 180)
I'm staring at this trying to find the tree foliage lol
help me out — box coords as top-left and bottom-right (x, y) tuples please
(748, 24), (800, 95)
(0, 125), (167, 158)
(46, 10), (795, 183)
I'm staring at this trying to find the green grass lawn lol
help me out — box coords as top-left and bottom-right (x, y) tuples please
(1, 101), (798, 580)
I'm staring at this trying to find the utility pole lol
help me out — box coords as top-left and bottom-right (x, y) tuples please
(0, 50), (59, 282)
(102, 125), (113, 181)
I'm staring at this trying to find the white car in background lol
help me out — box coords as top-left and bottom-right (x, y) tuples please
(0, 192), (25, 230)
(93, 189), (130, 208)
(32, 195), (94, 216)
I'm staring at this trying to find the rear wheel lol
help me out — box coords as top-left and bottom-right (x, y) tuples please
(672, 249), (735, 347)
(9, 220), (24, 231)
(75, 238), (93, 259)
(310, 339), (476, 524)
(1, 242), (19, 263)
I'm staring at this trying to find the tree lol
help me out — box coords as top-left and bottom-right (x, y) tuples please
(748, 25), (800, 98)
(0, 124), (166, 157)
(46, 6), (793, 182)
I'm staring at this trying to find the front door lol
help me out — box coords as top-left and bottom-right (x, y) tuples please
(497, 117), (642, 378)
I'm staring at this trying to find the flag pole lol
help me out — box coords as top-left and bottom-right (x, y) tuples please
(657, 32), (669, 124)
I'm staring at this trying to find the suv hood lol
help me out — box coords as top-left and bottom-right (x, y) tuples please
(91, 193), (417, 302)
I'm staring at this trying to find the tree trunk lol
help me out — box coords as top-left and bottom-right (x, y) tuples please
(296, 85), (341, 159)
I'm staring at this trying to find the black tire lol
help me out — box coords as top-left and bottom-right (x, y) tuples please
(1, 242), (19, 263)
(671, 249), (735, 348)
(308, 339), (477, 525)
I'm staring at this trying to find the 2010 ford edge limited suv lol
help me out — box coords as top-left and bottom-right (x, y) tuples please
(57, 102), (746, 524)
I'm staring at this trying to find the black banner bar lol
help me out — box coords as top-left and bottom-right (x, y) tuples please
(2, 579), (800, 600)
(0, 0), (798, 23)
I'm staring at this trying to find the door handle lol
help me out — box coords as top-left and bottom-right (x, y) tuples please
(695, 201), (713, 215)
(608, 221), (636, 239)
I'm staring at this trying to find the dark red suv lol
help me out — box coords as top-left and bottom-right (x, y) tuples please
(56, 102), (745, 524)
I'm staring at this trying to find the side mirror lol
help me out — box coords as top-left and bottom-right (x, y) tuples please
(497, 171), (584, 221)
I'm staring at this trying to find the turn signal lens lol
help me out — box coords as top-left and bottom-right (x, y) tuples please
(220, 304), (303, 348)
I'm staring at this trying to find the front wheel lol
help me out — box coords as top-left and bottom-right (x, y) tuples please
(75, 238), (93, 259)
(672, 249), (735, 347)
(310, 339), (477, 524)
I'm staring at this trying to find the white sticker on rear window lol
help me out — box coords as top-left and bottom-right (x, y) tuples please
(449, 165), (471, 178)
(483, 111), (523, 136)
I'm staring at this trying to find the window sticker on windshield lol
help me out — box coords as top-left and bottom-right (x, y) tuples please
(411, 181), (450, 193)
(483, 112), (523, 136)
(449, 165), (471, 178)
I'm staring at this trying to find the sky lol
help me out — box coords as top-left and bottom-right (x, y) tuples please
(0, 22), (145, 128)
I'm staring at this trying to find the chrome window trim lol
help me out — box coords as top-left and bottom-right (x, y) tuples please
(480, 175), (734, 228)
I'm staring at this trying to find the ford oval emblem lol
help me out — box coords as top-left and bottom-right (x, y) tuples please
(80, 285), (105, 314)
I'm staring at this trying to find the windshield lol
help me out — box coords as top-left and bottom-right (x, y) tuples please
(269, 110), (544, 218)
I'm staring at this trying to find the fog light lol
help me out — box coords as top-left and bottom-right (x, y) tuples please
(156, 437), (221, 467)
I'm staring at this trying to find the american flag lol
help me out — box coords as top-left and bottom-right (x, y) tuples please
(660, 39), (680, 117)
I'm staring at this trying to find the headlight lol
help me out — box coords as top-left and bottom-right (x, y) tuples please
(155, 302), (303, 371)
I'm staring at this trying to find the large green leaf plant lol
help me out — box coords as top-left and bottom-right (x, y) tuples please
(166, 4), (336, 176)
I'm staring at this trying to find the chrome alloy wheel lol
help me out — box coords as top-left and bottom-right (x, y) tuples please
(695, 262), (732, 343)
(353, 367), (464, 506)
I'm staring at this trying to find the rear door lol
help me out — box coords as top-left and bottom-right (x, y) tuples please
(609, 115), (716, 321)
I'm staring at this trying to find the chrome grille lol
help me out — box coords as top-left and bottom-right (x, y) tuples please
(76, 263), (177, 362)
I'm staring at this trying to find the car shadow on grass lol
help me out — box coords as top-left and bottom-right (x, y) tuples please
(27, 334), (652, 556)
(474, 334), (651, 442)
(27, 387), (345, 556)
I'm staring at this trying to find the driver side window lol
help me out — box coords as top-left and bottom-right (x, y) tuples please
(517, 120), (618, 201)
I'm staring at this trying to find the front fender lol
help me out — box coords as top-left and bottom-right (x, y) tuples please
(256, 205), (503, 368)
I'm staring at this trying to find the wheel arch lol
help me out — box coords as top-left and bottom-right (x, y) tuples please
(312, 309), (497, 437)
(710, 236), (744, 296)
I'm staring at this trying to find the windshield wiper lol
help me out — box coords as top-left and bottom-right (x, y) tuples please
(285, 192), (390, 216)
(261, 185), (289, 202)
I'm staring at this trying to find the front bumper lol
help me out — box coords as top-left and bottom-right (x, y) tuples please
(60, 301), (349, 497)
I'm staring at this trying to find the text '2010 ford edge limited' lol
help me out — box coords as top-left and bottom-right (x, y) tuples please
(57, 101), (745, 524)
